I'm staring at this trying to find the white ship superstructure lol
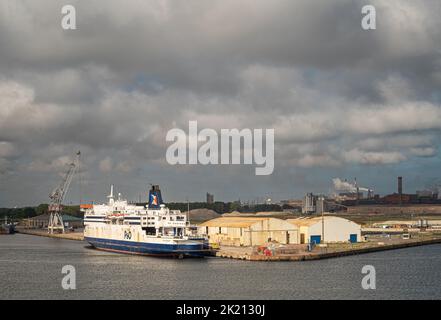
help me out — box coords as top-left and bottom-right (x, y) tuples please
(83, 185), (211, 257)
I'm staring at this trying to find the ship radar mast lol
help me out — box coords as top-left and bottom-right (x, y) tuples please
(107, 184), (115, 205)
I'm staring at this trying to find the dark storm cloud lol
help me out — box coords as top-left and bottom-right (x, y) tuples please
(0, 0), (441, 205)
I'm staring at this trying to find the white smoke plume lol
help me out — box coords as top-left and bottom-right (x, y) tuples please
(332, 178), (370, 192)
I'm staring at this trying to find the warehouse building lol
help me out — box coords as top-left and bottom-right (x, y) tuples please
(22, 214), (83, 229)
(287, 216), (361, 244)
(198, 217), (299, 246)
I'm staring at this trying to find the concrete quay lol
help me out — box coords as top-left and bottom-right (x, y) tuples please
(216, 236), (441, 261)
(17, 228), (84, 241)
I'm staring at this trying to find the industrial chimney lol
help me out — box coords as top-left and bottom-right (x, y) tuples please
(398, 176), (403, 206)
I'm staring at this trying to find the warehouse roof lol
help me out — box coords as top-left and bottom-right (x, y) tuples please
(287, 216), (353, 227)
(287, 217), (324, 227)
(199, 217), (270, 228)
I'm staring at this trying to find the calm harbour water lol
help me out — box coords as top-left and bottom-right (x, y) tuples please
(1, 234), (440, 300)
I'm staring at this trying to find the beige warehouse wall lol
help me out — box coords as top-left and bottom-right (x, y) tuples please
(197, 218), (299, 246)
(307, 218), (361, 243)
(200, 226), (247, 246)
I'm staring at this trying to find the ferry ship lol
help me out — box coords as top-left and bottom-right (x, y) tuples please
(83, 185), (212, 258)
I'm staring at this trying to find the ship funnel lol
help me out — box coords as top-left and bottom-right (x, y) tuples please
(148, 185), (163, 209)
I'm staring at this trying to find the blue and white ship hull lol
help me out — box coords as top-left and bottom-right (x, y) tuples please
(85, 236), (211, 258)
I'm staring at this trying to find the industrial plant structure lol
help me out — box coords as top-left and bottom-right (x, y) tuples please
(330, 176), (441, 207)
(206, 193), (214, 204)
(302, 193), (316, 214)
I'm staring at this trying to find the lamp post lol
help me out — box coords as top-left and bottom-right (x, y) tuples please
(186, 197), (190, 225)
(320, 196), (325, 244)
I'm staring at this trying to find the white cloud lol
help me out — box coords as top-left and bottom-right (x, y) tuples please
(0, 158), (11, 174)
(99, 157), (113, 172)
(297, 154), (341, 168)
(0, 142), (17, 158)
(115, 160), (135, 173)
(410, 147), (437, 157)
(344, 149), (407, 165)
(27, 155), (73, 172)
(0, 81), (80, 142)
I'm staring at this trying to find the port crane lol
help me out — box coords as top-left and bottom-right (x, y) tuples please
(48, 151), (80, 234)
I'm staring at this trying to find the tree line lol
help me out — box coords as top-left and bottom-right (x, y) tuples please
(166, 202), (286, 214)
(0, 204), (82, 221)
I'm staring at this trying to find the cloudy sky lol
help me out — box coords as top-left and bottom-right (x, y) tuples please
(1, 0), (441, 207)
